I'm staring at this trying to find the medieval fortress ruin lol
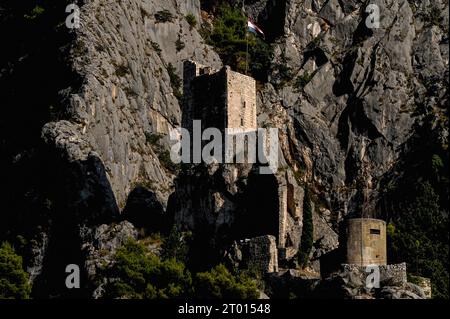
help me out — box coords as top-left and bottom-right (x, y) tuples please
(183, 60), (256, 133)
(181, 60), (419, 296)
(180, 60), (277, 173)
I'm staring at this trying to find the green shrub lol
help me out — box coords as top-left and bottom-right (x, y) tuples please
(0, 242), (31, 299)
(431, 154), (444, 175)
(103, 240), (260, 299)
(407, 274), (422, 286)
(161, 226), (191, 263)
(423, 5), (442, 27)
(185, 13), (197, 29)
(145, 131), (180, 174)
(158, 149), (180, 174)
(204, 5), (273, 81)
(387, 181), (449, 299)
(194, 264), (259, 299)
(151, 41), (162, 55)
(298, 187), (314, 268)
(155, 10), (174, 23)
(24, 5), (45, 20)
(145, 132), (163, 145)
(167, 63), (182, 100)
(104, 239), (192, 299)
(294, 71), (314, 91)
(272, 59), (294, 89)
(175, 37), (185, 52)
(115, 64), (129, 77)
(249, 37), (273, 81)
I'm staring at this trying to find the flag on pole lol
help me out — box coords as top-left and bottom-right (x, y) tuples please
(247, 19), (265, 38)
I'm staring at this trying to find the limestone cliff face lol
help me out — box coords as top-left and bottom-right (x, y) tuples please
(1, 0), (222, 296)
(254, 0), (448, 220)
(0, 0), (448, 297)
(43, 0), (221, 210)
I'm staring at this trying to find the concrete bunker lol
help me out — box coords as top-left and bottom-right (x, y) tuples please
(346, 218), (387, 266)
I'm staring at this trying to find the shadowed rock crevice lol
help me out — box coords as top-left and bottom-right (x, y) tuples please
(31, 151), (119, 298)
(234, 173), (280, 240)
(121, 186), (167, 233)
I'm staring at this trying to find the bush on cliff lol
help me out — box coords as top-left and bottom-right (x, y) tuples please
(194, 264), (259, 299)
(104, 239), (259, 299)
(104, 239), (192, 299)
(0, 242), (31, 299)
(203, 4), (273, 81)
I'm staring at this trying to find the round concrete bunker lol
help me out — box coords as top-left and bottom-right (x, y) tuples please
(346, 218), (387, 266)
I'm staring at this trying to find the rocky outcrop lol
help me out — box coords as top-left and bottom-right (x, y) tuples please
(310, 208), (339, 272)
(81, 221), (138, 282)
(265, 262), (427, 299)
(265, 268), (321, 298)
(45, 0), (222, 211)
(257, 0), (449, 222)
(26, 232), (49, 283)
(312, 263), (425, 299)
(409, 276), (432, 299)
(341, 263), (408, 287)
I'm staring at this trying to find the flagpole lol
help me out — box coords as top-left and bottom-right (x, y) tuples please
(245, 32), (249, 75)
(243, 0), (248, 75)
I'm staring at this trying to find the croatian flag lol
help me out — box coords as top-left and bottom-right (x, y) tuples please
(248, 19), (265, 38)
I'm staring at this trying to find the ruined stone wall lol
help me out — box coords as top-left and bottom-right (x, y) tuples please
(182, 60), (204, 131)
(227, 235), (279, 274)
(191, 70), (227, 132)
(225, 68), (257, 131)
(342, 263), (407, 287)
(183, 60), (225, 132)
(183, 62), (257, 133)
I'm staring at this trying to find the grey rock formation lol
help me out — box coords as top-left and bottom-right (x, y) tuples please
(81, 221), (138, 282)
(256, 0), (448, 223)
(26, 232), (49, 284)
(312, 208), (339, 260)
(379, 283), (426, 300)
(306, 262), (426, 299)
(56, 0), (221, 210)
(409, 276), (432, 299)
(265, 268), (321, 298)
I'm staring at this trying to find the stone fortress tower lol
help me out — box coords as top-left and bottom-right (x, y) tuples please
(182, 60), (257, 134)
(346, 218), (387, 266)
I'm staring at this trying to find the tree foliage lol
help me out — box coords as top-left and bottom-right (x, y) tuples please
(161, 226), (191, 263)
(387, 181), (449, 299)
(379, 109), (449, 299)
(104, 239), (259, 299)
(203, 5), (273, 81)
(0, 242), (31, 299)
(185, 13), (197, 29)
(195, 264), (259, 299)
(104, 239), (192, 299)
